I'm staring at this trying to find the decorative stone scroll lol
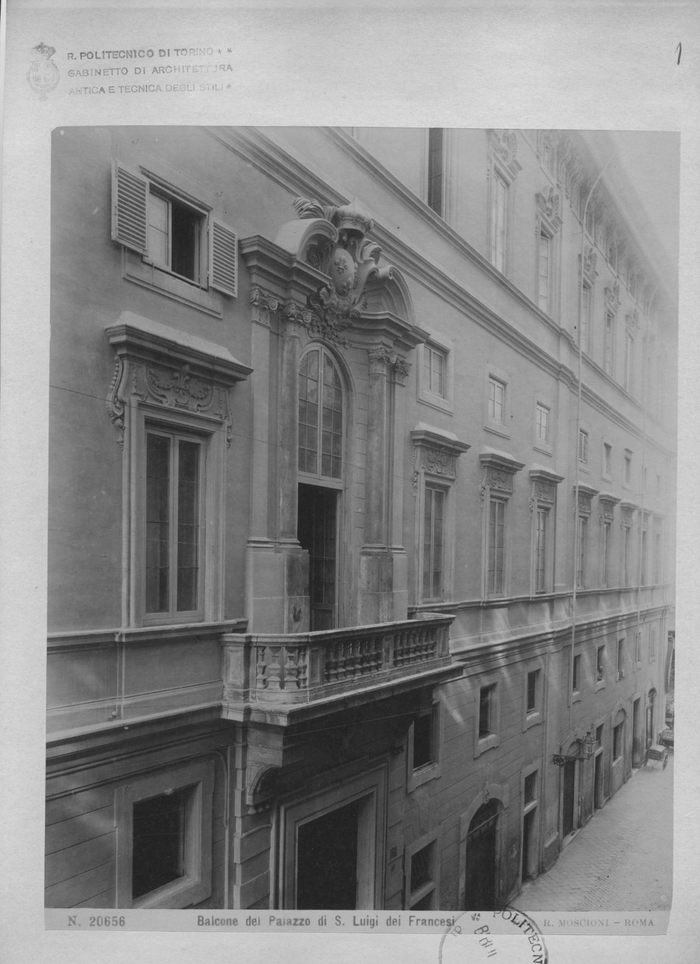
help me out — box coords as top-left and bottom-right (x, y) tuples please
(479, 449), (526, 501)
(282, 298), (353, 348)
(368, 345), (412, 383)
(411, 424), (470, 495)
(288, 196), (396, 329)
(250, 286), (281, 326)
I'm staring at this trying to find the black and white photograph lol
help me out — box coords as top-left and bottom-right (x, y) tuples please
(44, 125), (677, 915)
(1, 4), (699, 964)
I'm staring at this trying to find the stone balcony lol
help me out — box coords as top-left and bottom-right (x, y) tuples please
(221, 613), (458, 724)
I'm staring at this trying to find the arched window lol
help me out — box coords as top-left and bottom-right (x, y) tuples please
(298, 347), (344, 481)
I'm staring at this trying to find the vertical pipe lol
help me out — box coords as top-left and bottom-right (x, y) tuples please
(570, 157), (613, 734)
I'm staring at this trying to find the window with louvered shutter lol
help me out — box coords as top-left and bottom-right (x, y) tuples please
(112, 161), (148, 255)
(209, 220), (238, 297)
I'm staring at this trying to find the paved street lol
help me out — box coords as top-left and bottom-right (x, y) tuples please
(517, 753), (673, 911)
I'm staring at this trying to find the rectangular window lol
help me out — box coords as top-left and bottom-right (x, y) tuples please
(412, 708), (437, 771)
(617, 639), (625, 679)
(572, 653), (581, 692)
(408, 841), (437, 910)
(596, 645), (605, 683)
(623, 525), (632, 586)
(604, 312), (615, 375)
(650, 625), (657, 658)
(578, 429), (588, 464)
(526, 670), (540, 713)
(576, 516), (587, 589)
(487, 498), (506, 596)
(479, 684), (496, 738)
(146, 429), (202, 618)
(535, 403), (550, 444)
(603, 442), (612, 478)
(132, 787), (190, 900)
(601, 521), (611, 588)
(642, 466), (648, 493)
(422, 486), (445, 600)
(423, 345), (446, 397)
(116, 761), (214, 909)
(538, 232), (550, 313)
(524, 771), (537, 805)
(613, 722), (623, 761)
(147, 189), (202, 283)
(655, 531), (663, 583)
(112, 161), (238, 299)
(641, 528), (648, 585)
(427, 129), (444, 217)
(490, 173), (508, 272)
(624, 452), (632, 486)
(580, 284), (591, 353)
(624, 331), (634, 393)
(488, 377), (506, 425)
(535, 508), (547, 593)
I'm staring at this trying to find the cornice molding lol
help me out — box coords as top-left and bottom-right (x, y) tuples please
(205, 126), (675, 458)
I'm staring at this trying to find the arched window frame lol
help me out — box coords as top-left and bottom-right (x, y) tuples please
(297, 344), (346, 488)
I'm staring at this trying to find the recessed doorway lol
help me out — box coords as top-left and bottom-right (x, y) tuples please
(297, 483), (339, 631)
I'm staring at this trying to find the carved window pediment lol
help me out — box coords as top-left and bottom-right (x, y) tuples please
(536, 187), (562, 234)
(529, 466), (564, 507)
(582, 245), (598, 284)
(598, 493), (621, 524)
(411, 424), (470, 491)
(605, 281), (621, 313)
(488, 129), (522, 179)
(105, 312), (251, 448)
(576, 483), (599, 516)
(479, 448), (525, 498)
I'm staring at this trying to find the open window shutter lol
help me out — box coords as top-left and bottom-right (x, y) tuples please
(111, 161), (149, 255)
(209, 219), (238, 297)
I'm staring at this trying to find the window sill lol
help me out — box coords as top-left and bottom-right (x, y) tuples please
(408, 761), (442, 793)
(533, 442), (553, 458)
(475, 733), (499, 757)
(484, 422), (511, 440)
(134, 873), (209, 910)
(594, 679), (606, 692)
(524, 711), (543, 731)
(418, 392), (454, 416)
(124, 250), (224, 318)
(572, 691), (582, 704)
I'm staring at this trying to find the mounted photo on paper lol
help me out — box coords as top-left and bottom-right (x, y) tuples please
(45, 127), (676, 920)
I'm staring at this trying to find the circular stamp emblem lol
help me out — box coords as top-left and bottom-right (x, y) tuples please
(28, 43), (60, 100)
(439, 907), (548, 964)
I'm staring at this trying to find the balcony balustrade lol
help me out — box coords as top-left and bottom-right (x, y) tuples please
(221, 613), (455, 712)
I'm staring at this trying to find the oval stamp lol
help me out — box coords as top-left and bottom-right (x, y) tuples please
(439, 907), (548, 964)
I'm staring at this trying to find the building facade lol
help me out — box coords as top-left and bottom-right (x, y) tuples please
(46, 126), (676, 911)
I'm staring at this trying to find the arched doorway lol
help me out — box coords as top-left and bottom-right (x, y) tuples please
(464, 800), (500, 910)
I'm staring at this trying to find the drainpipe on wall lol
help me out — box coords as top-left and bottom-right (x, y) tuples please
(635, 284), (659, 722)
(569, 156), (613, 736)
